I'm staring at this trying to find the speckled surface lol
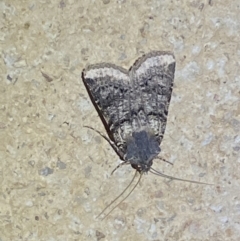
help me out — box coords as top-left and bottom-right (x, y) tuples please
(0, 0), (240, 240)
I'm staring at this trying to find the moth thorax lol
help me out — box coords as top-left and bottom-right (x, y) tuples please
(125, 130), (161, 172)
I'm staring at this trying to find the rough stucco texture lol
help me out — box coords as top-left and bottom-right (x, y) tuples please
(0, 0), (240, 240)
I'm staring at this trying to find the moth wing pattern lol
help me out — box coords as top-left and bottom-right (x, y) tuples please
(82, 51), (175, 159)
(82, 63), (131, 152)
(130, 51), (175, 144)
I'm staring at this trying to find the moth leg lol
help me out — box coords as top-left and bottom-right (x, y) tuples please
(83, 125), (125, 159)
(111, 162), (129, 175)
(156, 156), (173, 166)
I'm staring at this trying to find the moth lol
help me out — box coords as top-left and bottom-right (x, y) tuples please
(82, 51), (206, 218)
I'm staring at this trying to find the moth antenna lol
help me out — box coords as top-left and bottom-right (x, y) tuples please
(150, 167), (213, 185)
(97, 171), (140, 220)
(99, 172), (142, 220)
(155, 156), (173, 166)
(84, 125), (125, 159)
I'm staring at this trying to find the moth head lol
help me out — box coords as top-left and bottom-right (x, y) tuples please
(124, 130), (160, 173)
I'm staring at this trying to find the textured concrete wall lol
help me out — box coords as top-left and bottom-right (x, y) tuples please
(0, 0), (239, 240)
